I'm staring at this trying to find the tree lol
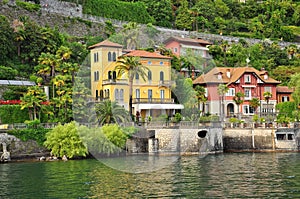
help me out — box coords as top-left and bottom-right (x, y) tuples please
(44, 122), (88, 159)
(94, 100), (130, 126)
(20, 86), (47, 120)
(233, 91), (245, 119)
(217, 84), (229, 121)
(175, 0), (193, 30)
(194, 85), (207, 116)
(115, 56), (149, 117)
(249, 98), (260, 113)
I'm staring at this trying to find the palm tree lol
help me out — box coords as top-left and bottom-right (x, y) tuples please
(194, 85), (207, 116)
(114, 56), (149, 117)
(233, 92), (245, 119)
(249, 98), (260, 113)
(217, 84), (229, 121)
(20, 86), (47, 120)
(263, 91), (273, 121)
(95, 100), (130, 126)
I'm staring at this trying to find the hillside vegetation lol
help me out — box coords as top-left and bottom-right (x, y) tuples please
(60, 0), (300, 42)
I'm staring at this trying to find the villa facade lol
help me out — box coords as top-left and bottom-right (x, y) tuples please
(89, 40), (183, 119)
(193, 67), (281, 117)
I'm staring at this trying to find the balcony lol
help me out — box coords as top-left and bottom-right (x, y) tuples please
(102, 79), (128, 85)
(133, 98), (175, 104)
(158, 80), (175, 88)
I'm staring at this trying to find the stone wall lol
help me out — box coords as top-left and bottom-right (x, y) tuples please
(0, 133), (48, 160)
(223, 128), (274, 151)
(151, 127), (223, 155)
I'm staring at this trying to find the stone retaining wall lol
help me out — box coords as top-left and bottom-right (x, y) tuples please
(151, 128), (223, 154)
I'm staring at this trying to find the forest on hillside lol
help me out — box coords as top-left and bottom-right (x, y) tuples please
(60, 0), (300, 42)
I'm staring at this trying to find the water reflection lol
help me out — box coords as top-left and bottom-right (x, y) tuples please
(1, 153), (300, 198)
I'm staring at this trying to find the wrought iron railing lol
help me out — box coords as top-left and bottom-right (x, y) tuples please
(133, 98), (175, 104)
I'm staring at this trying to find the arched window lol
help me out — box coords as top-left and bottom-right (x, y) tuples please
(148, 71), (152, 81)
(113, 71), (117, 79)
(95, 90), (99, 100)
(115, 89), (119, 101)
(108, 52), (112, 61)
(100, 90), (103, 99)
(108, 71), (112, 79)
(113, 52), (116, 61)
(160, 71), (164, 81)
(135, 73), (139, 80)
(120, 89), (124, 102)
(107, 89), (110, 98)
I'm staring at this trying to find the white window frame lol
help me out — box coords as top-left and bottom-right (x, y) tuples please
(245, 74), (251, 83)
(226, 88), (235, 96)
(244, 88), (251, 100)
(243, 105), (255, 115)
(264, 86), (272, 92)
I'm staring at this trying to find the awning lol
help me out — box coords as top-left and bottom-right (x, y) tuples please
(136, 103), (184, 110)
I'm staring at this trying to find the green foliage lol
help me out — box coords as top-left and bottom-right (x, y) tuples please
(16, 0), (41, 12)
(276, 101), (296, 120)
(78, 124), (133, 155)
(173, 113), (182, 123)
(83, 0), (153, 24)
(2, 86), (27, 100)
(101, 124), (128, 149)
(0, 105), (29, 123)
(44, 122), (88, 158)
(9, 127), (49, 146)
(252, 114), (259, 123)
(199, 115), (219, 122)
(0, 66), (18, 80)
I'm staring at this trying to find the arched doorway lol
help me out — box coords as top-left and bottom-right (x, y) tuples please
(227, 103), (234, 117)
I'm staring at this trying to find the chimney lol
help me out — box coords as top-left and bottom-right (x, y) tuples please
(226, 69), (231, 78)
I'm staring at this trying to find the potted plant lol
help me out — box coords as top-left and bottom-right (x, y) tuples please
(252, 114), (259, 128)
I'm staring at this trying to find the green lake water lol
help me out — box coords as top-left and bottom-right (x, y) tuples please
(1, 152), (300, 198)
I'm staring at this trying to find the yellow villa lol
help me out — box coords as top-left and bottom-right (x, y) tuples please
(89, 40), (184, 120)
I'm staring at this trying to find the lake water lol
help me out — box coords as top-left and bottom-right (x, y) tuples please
(1, 152), (300, 198)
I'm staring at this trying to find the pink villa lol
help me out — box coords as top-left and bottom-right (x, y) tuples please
(193, 67), (281, 117)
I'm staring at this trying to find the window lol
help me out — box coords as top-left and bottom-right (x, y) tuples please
(112, 71), (116, 80)
(245, 74), (251, 83)
(244, 88), (251, 100)
(174, 48), (178, 53)
(148, 71), (152, 82)
(120, 89), (124, 102)
(160, 71), (164, 81)
(148, 61), (152, 65)
(94, 52), (99, 62)
(160, 90), (165, 99)
(108, 52), (112, 61)
(108, 71), (112, 79)
(100, 90), (103, 98)
(226, 88), (235, 96)
(135, 73), (139, 80)
(95, 90), (98, 100)
(264, 87), (271, 92)
(282, 96), (289, 102)
(243, 105), (255, 115)
(160, 61), (163, 65)
(113, 52), (116, 61)
(136, 89), (140, 101)
(115, 89), (119, 101)
(94, 71), (99, 81)
(148, 89), (152, 100)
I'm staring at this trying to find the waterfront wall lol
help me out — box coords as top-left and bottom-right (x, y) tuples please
(0, 134), (48, 159)
(223, 128), (274, 151)
(150, 127), (223, 154)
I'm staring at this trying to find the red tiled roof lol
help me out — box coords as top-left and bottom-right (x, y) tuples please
(276, 86), (294, 93)
(164, 36), (212, 46)
(88, 40), (123, 49)
(124, 50), (171, 59)
(193, 67), (281, 85)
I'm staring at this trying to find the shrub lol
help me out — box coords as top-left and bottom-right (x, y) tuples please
(0, 105), (29, 124)
(44, 122), (88, 158)
(9, 127), (49, 146)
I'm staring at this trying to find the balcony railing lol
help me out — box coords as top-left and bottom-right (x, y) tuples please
(158, 80), (175, 88)
(133, 98), (175, 104)
(102, 79), (128, 85)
